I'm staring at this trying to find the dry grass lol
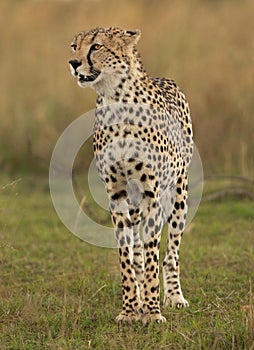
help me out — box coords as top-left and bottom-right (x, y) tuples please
(0, 0), (253, 175)
(241, 280), (254, 348)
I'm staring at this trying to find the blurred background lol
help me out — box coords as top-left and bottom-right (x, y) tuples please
(0, 0), (253, 177)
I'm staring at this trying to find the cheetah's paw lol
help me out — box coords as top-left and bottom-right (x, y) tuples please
(141, 313), (167, 325)
(115, 312), (140, 324)
(164, 294), (189, 309)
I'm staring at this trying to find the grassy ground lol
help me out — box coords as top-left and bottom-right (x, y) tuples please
(0, 175), (254, 350)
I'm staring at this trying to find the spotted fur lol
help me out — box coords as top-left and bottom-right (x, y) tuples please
(69, 27), (193, 324)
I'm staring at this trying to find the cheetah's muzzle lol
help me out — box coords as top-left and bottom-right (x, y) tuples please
(78, 69), (101, 83)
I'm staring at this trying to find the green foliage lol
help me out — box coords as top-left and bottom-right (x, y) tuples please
(0, 0), (253, 175)
(0, 176), (253, 349)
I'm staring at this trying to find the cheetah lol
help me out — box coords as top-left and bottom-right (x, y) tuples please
(69, 27), (193, 324)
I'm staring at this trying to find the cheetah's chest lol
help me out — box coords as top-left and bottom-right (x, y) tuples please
(93, 103), (185, 194)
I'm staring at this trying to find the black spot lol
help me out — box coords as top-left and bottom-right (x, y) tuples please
(110, 165), (117, 174)
(149, 241), (154, 248)
(123, 130), (131, 137)
(126, 235), (131, 245)
(155, 225), (161, 234)
(135, 162), (143, 171)
(140, 174), (146, 182)
(118, 221), (124, 229)
(177, 187), (182, 195)
(172, 221), (177, 229)
(121, 262), (126, 269)
(119, 237), (125, 246)
(148, 218), (154, 227)
(179, 222), (184, 231)
(145, 190), (155, 198)
(111, 190), (127, 200)
(175, 202), (180, 210)
(110, 175), (117, 182)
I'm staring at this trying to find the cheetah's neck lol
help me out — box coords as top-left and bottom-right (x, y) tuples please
(93, 52), (151, 107)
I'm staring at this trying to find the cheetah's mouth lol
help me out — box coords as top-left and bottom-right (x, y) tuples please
(78, 69), (101, 85)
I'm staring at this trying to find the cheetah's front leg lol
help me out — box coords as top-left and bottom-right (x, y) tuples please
(111, 208), (142, 324)
(141, 201), (166, 324)
(163, 173), (189, 309)
(131, 209), (144, 301)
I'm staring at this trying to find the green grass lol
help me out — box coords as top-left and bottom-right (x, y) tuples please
(0, 176), (254, 349)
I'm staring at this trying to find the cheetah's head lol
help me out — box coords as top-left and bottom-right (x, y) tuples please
(68, 27), (141, 92)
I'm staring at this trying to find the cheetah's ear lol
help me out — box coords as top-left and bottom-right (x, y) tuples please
(124, 29), (141, 46)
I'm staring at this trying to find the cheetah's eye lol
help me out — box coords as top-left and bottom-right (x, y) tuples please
(91, 43), (103, 51)
(71, 44), (77, 52)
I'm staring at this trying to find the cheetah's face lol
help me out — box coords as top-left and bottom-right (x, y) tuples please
(69, 27), (141, 89)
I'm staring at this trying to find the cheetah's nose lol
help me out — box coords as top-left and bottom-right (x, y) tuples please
(69, 59), (82, 71)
